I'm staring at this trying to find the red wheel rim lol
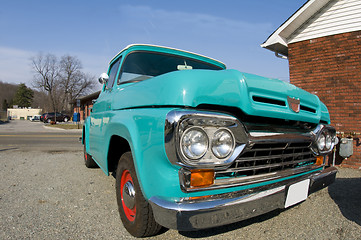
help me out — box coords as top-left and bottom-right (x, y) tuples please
(120, 170), (136, 222)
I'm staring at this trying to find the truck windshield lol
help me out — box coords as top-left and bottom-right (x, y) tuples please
(118, 51), (223, 84)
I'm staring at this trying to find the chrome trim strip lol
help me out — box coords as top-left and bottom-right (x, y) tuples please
(213, 165), (322, 188)
(230, 158), (315, 171)
(235, 151), (312, 162)
(181, 165), (323, 192)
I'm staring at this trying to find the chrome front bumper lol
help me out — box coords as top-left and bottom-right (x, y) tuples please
(149, 166), (337, 231)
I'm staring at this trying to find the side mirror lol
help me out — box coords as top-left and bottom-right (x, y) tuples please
(98, 73), (109, 85)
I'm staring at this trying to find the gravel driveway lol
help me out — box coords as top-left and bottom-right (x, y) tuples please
(1, 121), (360, 239)
(0, 148), (360, 240)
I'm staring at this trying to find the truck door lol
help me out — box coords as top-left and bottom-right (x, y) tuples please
(89, 57), (121, 169)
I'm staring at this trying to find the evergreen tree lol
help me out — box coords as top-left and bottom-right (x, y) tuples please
(2, 99), (9, 110)
(13, 83), (34, 108)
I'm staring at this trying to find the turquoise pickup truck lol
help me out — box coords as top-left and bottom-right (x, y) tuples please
(83, 44), (337, 237)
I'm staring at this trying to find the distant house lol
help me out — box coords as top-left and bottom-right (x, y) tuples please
(7, 108), (42, 120)
(262, 0), (361, 169)
(73, 91), (100, 122)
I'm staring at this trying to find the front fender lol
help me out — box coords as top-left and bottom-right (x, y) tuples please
(83, 117), (91, 152)
(102, 108), (182, 200)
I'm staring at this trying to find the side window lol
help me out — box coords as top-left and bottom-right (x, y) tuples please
(106, 57), (121, 89)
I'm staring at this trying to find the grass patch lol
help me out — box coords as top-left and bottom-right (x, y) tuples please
(47, 123), (83, 130)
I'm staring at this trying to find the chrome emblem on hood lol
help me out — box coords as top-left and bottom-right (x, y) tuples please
(287, 96), (300, 113)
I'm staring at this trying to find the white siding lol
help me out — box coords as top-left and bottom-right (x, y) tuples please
(288, 0), (361, 43)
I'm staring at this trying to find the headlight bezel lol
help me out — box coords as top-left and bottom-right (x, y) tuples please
(312, 125), (336, 155)
(165, 110), (248, 169)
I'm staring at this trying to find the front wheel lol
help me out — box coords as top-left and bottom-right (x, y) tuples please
(116, 152), (162, 237)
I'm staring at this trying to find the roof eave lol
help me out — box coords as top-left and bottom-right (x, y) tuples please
(261, 0), (332, 56)
(76, 91), (101, 102)
(261, 35), (289, 56)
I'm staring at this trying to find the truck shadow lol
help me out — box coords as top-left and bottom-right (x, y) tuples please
(0, 147), (18, 152)
(179, 209), (281, 238)
(327, 177), (361, 226)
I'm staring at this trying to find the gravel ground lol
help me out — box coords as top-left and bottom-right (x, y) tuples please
(0, 148), (360, 240)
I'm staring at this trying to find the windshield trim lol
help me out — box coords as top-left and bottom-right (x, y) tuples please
(117, 50), (224, 85)
(110, 44), (226, 69)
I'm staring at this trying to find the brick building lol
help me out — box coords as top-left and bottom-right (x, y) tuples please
(262, 0), (361, 169)
(73, 91), (100, 122)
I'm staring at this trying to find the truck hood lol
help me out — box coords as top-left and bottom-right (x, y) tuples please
(110, 69), (330, 124)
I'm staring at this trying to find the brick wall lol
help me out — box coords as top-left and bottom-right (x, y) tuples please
(73, 100), (93, 122)
(288, 30), (361, 169)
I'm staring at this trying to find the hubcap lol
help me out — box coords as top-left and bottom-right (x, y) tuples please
(120, 169), (136, 221)
(122, 181), (136, 209)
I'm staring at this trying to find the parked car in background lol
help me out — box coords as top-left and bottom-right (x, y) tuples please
(30, 115), (41, 121)
(42, 112), (70, 123)
(40, 113), (46, 122)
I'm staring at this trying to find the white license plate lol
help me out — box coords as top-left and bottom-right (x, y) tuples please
(285, 179), (310, 208)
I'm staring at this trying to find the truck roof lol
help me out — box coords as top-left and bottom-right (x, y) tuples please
(110, 44), (227, 70)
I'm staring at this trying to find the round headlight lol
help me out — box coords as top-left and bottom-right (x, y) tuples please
(313, 125), (336, 155)
(325, 134), (333, 150)
(317, 134), (326, 151)
(211, 129), (235, 159)
(181, 127), (208, 160)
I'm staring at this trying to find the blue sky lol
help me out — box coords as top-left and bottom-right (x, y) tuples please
(0, 0), (307, 90)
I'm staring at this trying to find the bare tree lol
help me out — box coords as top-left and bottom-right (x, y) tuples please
(31, 53), (62, 113)
(59, 55), (95, 112)
(31, 53), (95, 114)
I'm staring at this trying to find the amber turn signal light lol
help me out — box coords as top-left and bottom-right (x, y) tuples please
(315, 156), (324, 166)
(190, 169), (215, 188)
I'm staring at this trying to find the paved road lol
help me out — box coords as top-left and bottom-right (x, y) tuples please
(1, 120), (360, 239)
(0, 120), (82, 151)
(0, 119), (79, 133)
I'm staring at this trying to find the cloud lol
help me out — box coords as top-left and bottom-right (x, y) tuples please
(117, 5), (273, 48)
(0, 47), (35, 86)
(0, 5), (288, 88)
(113, 5), (289, 81)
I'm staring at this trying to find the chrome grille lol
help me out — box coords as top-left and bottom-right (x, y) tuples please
(216, 141), (316, 179)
